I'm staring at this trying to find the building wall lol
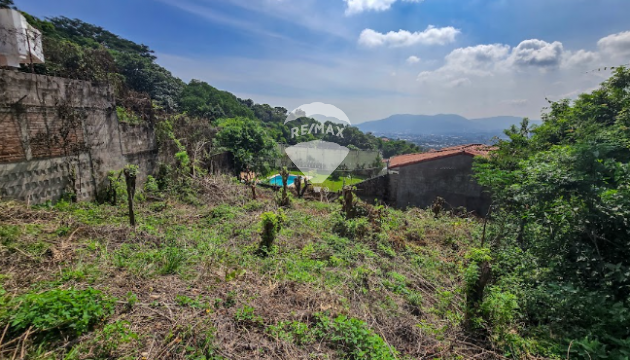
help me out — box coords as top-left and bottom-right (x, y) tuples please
(395, 154), (490, 214)
(355, 173), (392, 205)
(0, 70), (158, 204)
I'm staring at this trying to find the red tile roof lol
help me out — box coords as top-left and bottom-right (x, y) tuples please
(389, 144), (496, 169)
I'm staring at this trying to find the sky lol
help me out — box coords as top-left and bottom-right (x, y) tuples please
(16, 0), (630, 123)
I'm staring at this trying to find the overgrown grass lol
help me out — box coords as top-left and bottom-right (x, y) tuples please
(0, 182), (488, 359)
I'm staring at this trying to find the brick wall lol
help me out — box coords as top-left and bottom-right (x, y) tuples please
(0, 70), (159, 203)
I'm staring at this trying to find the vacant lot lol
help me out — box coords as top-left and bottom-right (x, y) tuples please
(0, 179), (493, 359)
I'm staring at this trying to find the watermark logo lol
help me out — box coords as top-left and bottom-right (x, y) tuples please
(284, 102), (350, 184)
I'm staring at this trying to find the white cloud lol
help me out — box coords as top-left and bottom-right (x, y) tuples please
(358, 26), (461, 47)
(406, 55), (421, 64)
(500, 99), (529, 107)
(508, 39), (564, 69)
(344, 0), (423, 15)
(416, 34), (620, 87)
(597, 31), (630, 58)
(444, 44), (511, 75)
(447, 78), (472, 88)
(563, 49), (599, 69)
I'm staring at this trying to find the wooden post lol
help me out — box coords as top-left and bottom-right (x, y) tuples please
(123, 167), (137, 226)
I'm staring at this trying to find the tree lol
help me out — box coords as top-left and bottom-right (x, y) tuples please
(179, 80), (254, 120)
(0, 0), (15, 9)
(114, 51), (184, 110)
(215, 117), (278, 174)
(474, 67), (630, 358)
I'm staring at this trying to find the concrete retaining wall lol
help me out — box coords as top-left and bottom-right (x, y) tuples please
(0, 70), (158, 203)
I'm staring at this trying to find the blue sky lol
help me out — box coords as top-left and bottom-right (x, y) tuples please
(17, 0), (630, 123)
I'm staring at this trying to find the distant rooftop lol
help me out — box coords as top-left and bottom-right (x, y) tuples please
(389, 144), (495, 169)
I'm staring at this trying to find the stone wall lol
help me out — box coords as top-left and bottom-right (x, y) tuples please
(0, 70), (158, 203)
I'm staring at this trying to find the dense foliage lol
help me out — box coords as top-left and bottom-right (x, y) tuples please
(475, 67), (630, 358)
(0, 0), (15, 9)
(215, 117), (279, 174)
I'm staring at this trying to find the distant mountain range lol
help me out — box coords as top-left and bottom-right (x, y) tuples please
(357, 114), (541, 135)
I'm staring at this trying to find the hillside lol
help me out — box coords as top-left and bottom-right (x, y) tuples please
(14, 12), (420, 162)
(0, 181), (493, 359)
(358, 114), (542, 135)
(2, 2), (630, 359)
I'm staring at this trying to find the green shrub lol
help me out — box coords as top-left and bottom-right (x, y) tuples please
(160, 245), (187, 275)
(258, 210), (286, 255)
(1, 288), (115, 337)
(144, 175), (160, 194)
(116, 106), (142, 125)
(234, 305), (263, 327)
(314, 313), (398, 360)
(267, 320), (315, 345)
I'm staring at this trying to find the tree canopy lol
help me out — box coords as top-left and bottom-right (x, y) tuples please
(0, 0), (15, 9)
(215, 117), (278, 174)
(474, 67), (630, 358)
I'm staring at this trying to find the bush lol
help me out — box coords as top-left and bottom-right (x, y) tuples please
(1, 288), (115, 337)
(258, 210), (286, 255)
(143, 175), (160, 194)
(160, 245), (187, 275)
(333, 213), (370, 240)
(314, 313), (398, 360)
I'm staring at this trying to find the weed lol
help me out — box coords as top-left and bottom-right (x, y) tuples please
(175, 294), (210, 310)
(144, 175), (160, 194)
(124, 291), (138, 312)
(93, 320), (139, 357)
(223, 291), (236, 308)
(160, 245), (187, 275)
(377, 242), (396, 258)
(234, 305), (263, 327)
(1, 288), (115, 338)
(267, 321), (316, 345)
(208, 204), (241, 224)
(243, 200), (265, 212)
(258, 210), (286, 255)
(314, 313), (398, 360)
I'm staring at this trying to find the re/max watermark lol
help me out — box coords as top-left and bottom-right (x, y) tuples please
(290, 123), (345, 139)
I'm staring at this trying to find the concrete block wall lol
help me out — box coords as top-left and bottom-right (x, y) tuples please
(354, 154), (490, 214)
(355, 173), (394, 205)
(0, 70), (158, 204)
(395, 154), (490, 214)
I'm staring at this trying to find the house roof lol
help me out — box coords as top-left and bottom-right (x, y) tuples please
(389, 144), (495, 169)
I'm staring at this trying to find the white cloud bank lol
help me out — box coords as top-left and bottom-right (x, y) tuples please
(415, 32), (625, 86)
(598, 31), (630, 58)
(359, 26), (460, 47)
(344, 0), (423, 15)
